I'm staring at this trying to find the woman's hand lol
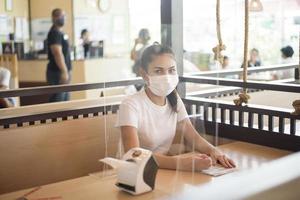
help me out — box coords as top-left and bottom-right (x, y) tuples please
(175, 153), (212, 171)
(209, 148), (236, 168)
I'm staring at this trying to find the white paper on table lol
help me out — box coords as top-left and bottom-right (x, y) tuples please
(202, 165), (238, 177)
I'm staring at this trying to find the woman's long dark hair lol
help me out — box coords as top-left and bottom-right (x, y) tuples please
(140, 43), (178, 112)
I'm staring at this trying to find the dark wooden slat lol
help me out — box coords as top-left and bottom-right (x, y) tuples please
(203, 105), (208, 121)
(295, 68), (299, 80)
(221, 108), (226, 123)
(212, 107), (216, 122)
(248, 112), (254, 128)
(239, 111), (244, 127)
(268, 116), (274, 132)
(196, 105), (200, 114)
(290, 119), (296, 136)
(258, 114), (264, 130)
(279, 117), (285, 133)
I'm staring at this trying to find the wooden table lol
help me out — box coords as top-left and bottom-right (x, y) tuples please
(0, 142), (291, 200)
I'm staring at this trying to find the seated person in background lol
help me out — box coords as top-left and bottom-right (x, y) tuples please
(241, 48), (261, 68)
(131, 28), (151, 91)
(0, 67), (15, 108)
(117, 43), (236, 171)
(131, 28), (151, 77)
(182, 50), (200, 73)
(81, 29), (92, 58)
(220, 56), (238, 79)
(249, 48), (261, 67)
(281, 45), (294, 64)
(273, 45), (295, 80)
(222, 56), (229, 69)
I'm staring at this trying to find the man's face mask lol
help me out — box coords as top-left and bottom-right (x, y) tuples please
(55, 16), (65, 26)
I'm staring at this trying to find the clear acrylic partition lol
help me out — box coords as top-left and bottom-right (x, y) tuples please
(1, 0), (300, 197)
(88, 0), (300, 185)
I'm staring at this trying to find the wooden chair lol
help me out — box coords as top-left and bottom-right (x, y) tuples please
(0, 54), (19, 106)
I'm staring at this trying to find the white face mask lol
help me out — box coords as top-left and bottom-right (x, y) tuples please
(147, 74), (179, 97)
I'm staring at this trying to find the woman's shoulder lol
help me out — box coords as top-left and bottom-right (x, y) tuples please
(121, 90), (145, 106)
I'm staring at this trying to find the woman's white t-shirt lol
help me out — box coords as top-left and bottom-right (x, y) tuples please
(116, 89), (188, 154)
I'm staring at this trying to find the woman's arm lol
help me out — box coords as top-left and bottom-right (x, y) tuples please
(121, 125), (212, 171)
(176, 119), (215, 154)
(177, 118), (236, 168)
(154, 152), (212, 171)
(121, 126), (140, 152)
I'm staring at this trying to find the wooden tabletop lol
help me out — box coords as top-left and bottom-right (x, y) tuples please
(0, 142), (291, 200)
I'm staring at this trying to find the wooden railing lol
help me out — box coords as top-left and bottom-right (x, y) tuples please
(183, 97), (300, 151)
(0, 78), (143, 98)
(187, 63), (298, 79)
(180, 75), (300, 93)
(1, 65), (299, 151)
(181, 65), (299, 151)
(0, 103), (120, 129)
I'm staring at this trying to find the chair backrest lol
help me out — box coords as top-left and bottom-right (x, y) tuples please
(0, 54), (19, 106)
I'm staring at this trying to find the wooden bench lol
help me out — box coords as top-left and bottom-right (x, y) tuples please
(0, 114), (121, 194)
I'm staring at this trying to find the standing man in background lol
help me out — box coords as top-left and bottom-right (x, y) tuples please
(46, 8), (72, 102)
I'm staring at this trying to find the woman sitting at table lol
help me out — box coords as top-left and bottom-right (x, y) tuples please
(116, 43), (235, 171)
